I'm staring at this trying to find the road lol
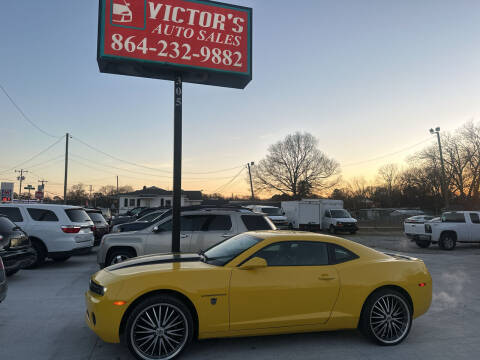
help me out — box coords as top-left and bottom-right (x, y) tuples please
(0, 232), (479, 360)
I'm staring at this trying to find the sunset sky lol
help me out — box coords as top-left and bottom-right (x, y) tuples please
(1, 0), (479, 198)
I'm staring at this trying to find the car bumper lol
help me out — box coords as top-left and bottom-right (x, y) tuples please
(334, 224), (358, 232)
(0, 281), (7, 303)
(0, 247), (36, 272)
(85, 290), (124, 343)
(406, 233), (432, 241)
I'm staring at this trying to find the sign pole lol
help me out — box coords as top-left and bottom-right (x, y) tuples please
(172, 74), (182, 253)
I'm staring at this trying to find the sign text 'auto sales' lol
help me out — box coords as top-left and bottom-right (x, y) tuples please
(98, 0), (252, 88)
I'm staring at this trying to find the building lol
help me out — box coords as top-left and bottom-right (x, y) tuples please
(119, 186), (202, 214)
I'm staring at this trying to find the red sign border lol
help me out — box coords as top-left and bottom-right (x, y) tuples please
(97, 0), (252, 88)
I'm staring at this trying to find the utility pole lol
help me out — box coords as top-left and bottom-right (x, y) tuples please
(38, 180), (48, 203)
(116, 175), (119, 216)
(89, 185), (93, 198)
(430, 127), (449, 209)
(247, 162), (255, 200)
(64, 133), (70, 204)
(15, 169), (28, 200)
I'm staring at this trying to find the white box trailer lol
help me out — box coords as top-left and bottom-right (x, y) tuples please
(282, 199), (358, 233)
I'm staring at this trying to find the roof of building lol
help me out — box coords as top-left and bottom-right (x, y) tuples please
(120, 186), (202, 200)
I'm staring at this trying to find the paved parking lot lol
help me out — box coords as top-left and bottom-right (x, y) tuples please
(1, 232), (479, 360)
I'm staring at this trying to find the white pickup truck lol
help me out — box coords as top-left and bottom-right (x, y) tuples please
(423, 211), (480, 250)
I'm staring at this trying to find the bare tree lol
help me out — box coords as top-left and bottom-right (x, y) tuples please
(253, 132), (340, 198)
(378, 164), (399, 198)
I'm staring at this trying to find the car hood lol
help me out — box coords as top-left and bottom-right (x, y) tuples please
(106, 253), (203, 272)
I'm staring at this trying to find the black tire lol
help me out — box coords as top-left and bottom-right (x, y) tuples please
(124, 294), (194, 360)
(50, 255), (71, 262)
(415, 240), (431, 248)
(107, 248), (136, 266)
(359, 288), (412, 346)
(25, 239), (46, 268)
(6, 268), (20, 277)
(350, 231), (357, 235)
(329, 225), (337, 234)
(439, 232), (456, 251)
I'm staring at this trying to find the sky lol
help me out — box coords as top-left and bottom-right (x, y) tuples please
(1, 0), (479, 198)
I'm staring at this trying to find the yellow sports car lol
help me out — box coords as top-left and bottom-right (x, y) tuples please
(85, 231), (432, 360)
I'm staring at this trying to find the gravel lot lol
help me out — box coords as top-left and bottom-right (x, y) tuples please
(1, 232), (479, 360)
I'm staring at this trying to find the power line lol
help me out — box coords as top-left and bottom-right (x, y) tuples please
(213, 167), (245, 194)
(0, 136), (65, 175)
(342, 138), (432, 168)
(71, 135), (244, 175)
(0, 83), (61, 139)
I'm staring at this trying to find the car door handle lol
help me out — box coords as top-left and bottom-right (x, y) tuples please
(221, 234), (231, 238)
(318, 275), (336, 281)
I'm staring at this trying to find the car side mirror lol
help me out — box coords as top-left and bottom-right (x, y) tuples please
(153, 226), (161, 233)
(239, 257), (267, 270)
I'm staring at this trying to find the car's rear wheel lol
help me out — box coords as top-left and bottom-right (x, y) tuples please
(360, 288), (412, 346)
(125, 294), (193, 360)
(439, 233), (456, 250)
(415, 240), (431, 248)
(107, 248), (136, 266)
(25, 239), (46, 268)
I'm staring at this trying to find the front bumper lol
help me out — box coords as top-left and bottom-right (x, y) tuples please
(0, 280), (7, 302)
(334, 224), (358, 232)
(85, 290), (125, 343)
(0, 247), (36, 273)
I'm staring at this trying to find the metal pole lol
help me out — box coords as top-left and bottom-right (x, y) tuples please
(172, 74), (182, 253)
(64, 133), (69, 204)
(15, 169), (27, 200)
(247, 162), (255, 200)
(436, 132), (449, 209)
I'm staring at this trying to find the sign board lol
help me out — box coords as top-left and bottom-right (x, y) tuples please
(1, 182), (14, 202)
(98, 0), (252, 88)
(35, 191), (44, 201)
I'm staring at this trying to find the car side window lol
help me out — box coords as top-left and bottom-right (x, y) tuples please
(328, 244), (359, 264)
(157, 219), (172, 231)
(252, 241), (329, 266)
(204, 215), (232, 231)
(470, 213), (480, 224)
(442, 212), (466, 223)
(0, 207), (24, 222)
(27, 208), (59, 222)
(241, 215), (272, 230)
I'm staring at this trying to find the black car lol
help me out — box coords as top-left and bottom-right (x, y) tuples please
(0, 215), (36, 277)
(112, 210), (169, 233)
(0, 258), (7, 302)
(85, 209), (110, 246)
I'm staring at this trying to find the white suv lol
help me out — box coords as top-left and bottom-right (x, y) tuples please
(98, 208), (276, 267)
(0, 204), (94, 267)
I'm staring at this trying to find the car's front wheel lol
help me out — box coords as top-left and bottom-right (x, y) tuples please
(125, 294), (194, 360)
(360, 288), (412, 346)
(107, 248), (136, 266)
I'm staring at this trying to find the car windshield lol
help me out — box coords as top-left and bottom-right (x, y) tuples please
(330, 210), (351, 218)
(88, 212), (106, 222)
(138, 211), (163, 222)
(202, 234), (263, 266)
(261, 207), (282, 216)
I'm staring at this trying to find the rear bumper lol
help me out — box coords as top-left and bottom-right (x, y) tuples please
(0, 247), (36, 272)
(406, 233), (432, 241)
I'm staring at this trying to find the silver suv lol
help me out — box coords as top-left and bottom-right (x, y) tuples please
(97, 208), (276, 267)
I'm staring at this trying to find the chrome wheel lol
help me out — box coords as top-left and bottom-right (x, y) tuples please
(130, 303), (188, 360)
(110, 254), (130, 265)
(370, 294), (410, 344)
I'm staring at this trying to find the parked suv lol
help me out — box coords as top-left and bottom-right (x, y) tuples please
(111, 209), (168, 233)
(0, 204), (94, 267)
(98, 208), (276, 267)
(0, 215), (35, 276)
(85, 209), (109, 246)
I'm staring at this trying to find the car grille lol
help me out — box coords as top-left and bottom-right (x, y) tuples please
(89, 280), (104, 296)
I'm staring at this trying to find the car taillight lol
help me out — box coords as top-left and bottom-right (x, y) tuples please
(0, 235), (3, 241)
(61, 226), (81, 234)
(91, 226), (96, 232)
(0, 258), (4, 270)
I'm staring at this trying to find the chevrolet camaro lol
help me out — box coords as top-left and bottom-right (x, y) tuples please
(85, 231), (432, 360)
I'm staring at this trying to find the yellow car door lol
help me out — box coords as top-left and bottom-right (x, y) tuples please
(229, 241), (340, 331)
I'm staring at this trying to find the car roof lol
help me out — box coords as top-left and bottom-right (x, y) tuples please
(0, 203), (82, 210)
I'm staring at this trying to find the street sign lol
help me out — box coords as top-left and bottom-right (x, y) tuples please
(1, 182), (14, 202)
(98, 0), (252, 88)
(35, 191), (44, 200)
